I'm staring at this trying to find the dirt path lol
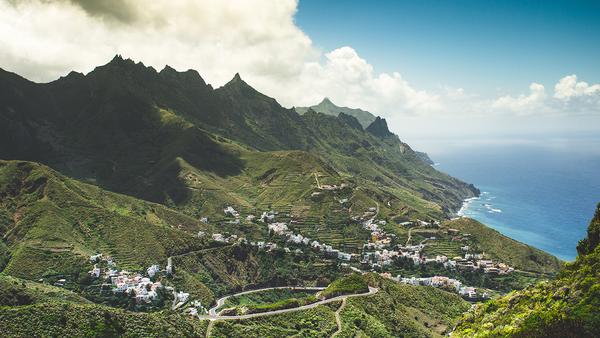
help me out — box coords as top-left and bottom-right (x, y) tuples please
(331, 298), (347, 338)
(205, 320), (214, 338)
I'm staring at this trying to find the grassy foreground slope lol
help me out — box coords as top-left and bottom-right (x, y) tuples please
(335, 274), (470, 337)
(444, 218), (563, 274)
(0, 302), (207, 337)
(0, 272), (468, 337)
(453, 204), (600, 337)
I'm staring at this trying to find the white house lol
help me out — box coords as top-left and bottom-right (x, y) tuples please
(166, 257), (173, 275)
(89, 264), (101, 278)
(147, 265), (160, 278)
(90, 253), (103, 263)
(176, 291), (190, 304)
(338, 252), (352, 261)
(224, 206), (239, 218)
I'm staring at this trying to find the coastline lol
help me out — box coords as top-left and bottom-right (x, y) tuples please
(455, 196), (479, 218)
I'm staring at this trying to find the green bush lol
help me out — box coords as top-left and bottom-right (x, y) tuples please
(321, 273), (369, 299)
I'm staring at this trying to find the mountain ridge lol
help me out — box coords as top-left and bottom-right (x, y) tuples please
(0, 56), (478, 221)
(295, 97), (377, 128)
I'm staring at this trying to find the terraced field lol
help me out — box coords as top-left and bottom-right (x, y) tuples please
(288, 216), (369, 253)
(422, 239), (464, 258)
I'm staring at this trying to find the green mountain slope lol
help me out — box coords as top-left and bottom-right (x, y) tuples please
(443, 217), (562, 274)
(452, 204), (600, 337)
(0, 56), (478, 222)
(0, 274), (90, 306)
(0, 160), (210, 281)
(0, 302), (207, 337)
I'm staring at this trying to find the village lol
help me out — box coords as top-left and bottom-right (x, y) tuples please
(46, 199), (517, 319)
(208, 203), (512, 301)
(86, 253), (206, 315)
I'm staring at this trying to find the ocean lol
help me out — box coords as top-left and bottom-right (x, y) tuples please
(422, 139), (600, 261)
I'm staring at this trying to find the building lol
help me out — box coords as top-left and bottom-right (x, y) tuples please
(90, 253), (103, 263)
(89, 264), (101, 278)
(166, 257), (173, 275)
(212, 233), (225, 242)
(223, 206), (239, 218)
(147, 265), (160, 278)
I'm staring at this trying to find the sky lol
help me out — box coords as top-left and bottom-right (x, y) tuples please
(1, 0), (599, 151)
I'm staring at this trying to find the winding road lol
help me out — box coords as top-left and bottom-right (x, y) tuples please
(207, 286), (326, 316)
(198, 286), (378, 321)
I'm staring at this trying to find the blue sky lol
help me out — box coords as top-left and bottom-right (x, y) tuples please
(295, 0), (600, 96)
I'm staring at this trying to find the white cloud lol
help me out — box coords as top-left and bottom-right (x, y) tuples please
(554, 74), (600, 100)
(0, 0), (312, 86)
(492, 82), (547, 115)
(490, 76), (600, 117)
(265, 46), (441, 115)
(0, 0), (441, 118)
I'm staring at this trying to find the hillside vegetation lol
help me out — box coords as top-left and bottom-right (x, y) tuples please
(453, 204), (600, 337)
(0, 160), (210, 281)
(0, 302), (207, 337)
(444, 217), (562, 274)
(321, 273), (369, 299)
(210, 274), (470, 337)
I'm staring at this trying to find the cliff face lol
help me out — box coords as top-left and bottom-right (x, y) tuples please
(453, 203), (600, 338)
(366, 116), (394, 138)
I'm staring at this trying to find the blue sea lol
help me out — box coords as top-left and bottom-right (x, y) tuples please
(423, 139), (600, 261)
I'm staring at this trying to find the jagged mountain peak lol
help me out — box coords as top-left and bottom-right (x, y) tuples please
(366, 116), (393, 138)
(160, 64), (177, 73)
(220, 72), (266, 99)
(90, 55), (158, 79)
(107, 54), (137, 66)
(319, 97), (334, 105)
(223, 72), (249, 88)
(159, 65), (208, 88)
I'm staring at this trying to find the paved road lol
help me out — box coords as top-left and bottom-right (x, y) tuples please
(198, 286), (378, 321)
(207, 286), (326, 316)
